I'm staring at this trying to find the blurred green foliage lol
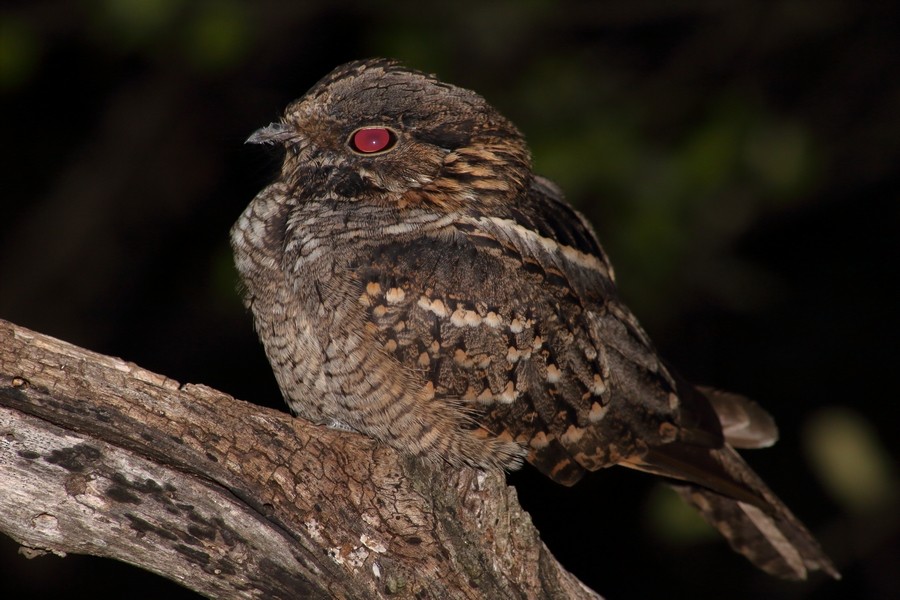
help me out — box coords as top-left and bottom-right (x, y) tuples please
(182, 0), (249, 71)
(92, 0), (183, 47)
(0, 15), (40, 89)
(804, 407), (898, 515)
(645, 484), (718, 545)
(85, 0), (249, 70)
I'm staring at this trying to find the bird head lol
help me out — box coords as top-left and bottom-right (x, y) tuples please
(249, 59), (532, 212)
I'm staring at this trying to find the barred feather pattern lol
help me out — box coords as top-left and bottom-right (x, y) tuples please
(231, 58), (838, 580)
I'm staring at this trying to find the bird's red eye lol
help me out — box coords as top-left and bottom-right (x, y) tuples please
(350, 127), (396, 154)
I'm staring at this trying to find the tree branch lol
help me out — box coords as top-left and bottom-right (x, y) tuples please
(0, 319), (599, 599)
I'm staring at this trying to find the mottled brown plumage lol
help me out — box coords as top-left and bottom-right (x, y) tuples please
(231, 58), (838, 580)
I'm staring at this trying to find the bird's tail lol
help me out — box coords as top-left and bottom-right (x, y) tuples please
(620, 381), (840, 579)
(667, 444), (839, 580)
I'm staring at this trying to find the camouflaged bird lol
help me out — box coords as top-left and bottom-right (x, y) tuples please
(231, 58), (838, 581)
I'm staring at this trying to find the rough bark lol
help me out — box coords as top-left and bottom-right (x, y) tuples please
(0, 319), (600, 599)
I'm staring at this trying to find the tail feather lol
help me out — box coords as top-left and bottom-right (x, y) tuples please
(672, 478), (839, 579)
(698, 387), (779, 449)
(628, 443), (839, 580)
(620, 377), (841, 579)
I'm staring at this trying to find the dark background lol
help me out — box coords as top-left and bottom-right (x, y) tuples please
(1, 1), (898, 599)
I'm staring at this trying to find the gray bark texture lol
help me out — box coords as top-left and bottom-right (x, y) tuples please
(0, 318), (600, 599)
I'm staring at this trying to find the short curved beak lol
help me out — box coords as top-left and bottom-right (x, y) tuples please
(246, 121), (295, 145)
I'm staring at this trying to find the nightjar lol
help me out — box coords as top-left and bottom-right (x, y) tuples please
(231, 58), (838, 580)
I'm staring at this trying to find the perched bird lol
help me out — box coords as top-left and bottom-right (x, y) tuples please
(231, 58), (838, 580)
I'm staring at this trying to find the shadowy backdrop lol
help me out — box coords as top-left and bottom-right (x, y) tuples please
(1, 1), (897, 599)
